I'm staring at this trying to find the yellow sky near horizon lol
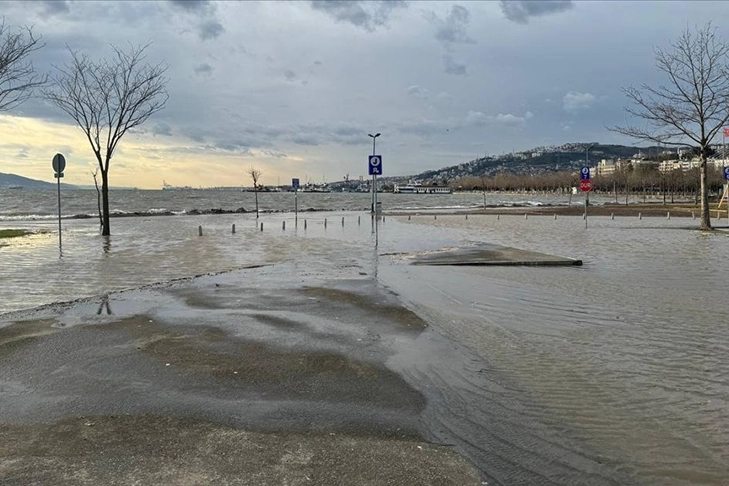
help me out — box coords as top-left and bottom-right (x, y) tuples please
(0, 115), (306, 189)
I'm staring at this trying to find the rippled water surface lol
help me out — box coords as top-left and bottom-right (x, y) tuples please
(1, 195), (728, 485)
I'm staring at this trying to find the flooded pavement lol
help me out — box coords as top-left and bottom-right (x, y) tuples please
(1, 212), (729, 484)
(0, 268), (481, 485)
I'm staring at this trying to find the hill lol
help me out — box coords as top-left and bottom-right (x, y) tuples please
(390, 143), (664, 185)
(0, 172), (77, 189)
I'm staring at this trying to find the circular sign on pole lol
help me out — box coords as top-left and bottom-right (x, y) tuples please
(724, 166), (729, 180)
(52, 153), (66, 175)
(580, 180), (592, 192)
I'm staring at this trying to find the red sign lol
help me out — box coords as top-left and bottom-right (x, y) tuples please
(580, 180), (592, 192)
(724, 127), (729, 137)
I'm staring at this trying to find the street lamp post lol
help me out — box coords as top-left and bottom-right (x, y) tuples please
(585, 143), (597, 227)
(368, 132), (380, 214)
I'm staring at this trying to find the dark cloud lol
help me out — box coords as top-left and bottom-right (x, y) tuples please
(40, 1), (70, 15)
(151, 123), (173, 136)
(168, 0), (212, 13)
(284, 70), (297, 82)
(193, 62), (214, 75)
(168, 0), (224, 40)
(199, 20), (224, 40)
(432, 5), (474, 44)
(309, 0), (407, 32)
(426, 5), (473, 76)
(443, 53), (467, 76)
(406, 85), (428, 99)
(500, 0), (574, 24)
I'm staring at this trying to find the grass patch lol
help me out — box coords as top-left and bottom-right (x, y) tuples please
(0, 229), (34, 239)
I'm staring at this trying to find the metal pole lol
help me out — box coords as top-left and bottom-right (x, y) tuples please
(371, 136), (376, 214)
(56, 173), (62, 252)
(295, 189), (298, 223)
(585, 146), (592, 229)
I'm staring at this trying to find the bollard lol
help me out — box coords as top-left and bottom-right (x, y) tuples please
(304, 219), (307, 230)
(198, 226), (203, 237)
(282, 221), (286, 230)
(260, 222), (263, 231)
(667, 212), (670, 220)
(692, 211), (695, 219)
(408, 215), (411, 220)
(342, 217), (345, 226)
(232, 224), (236, 234)
(639, 213), (642, 220)
(465, 214), (468, 220)
(583, 213), (586, 220)
(434, 215), (437, 220)
(324, 218), (327, 228)
(611, 213), (614, 220)
(358, 216), (361, 225)
(525, 214), (528, 220)
(383, 216), (385, 222)
(497, 214), (500, 220)
(554, 214), (557, 220)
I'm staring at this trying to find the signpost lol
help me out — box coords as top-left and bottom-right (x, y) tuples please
(581, 166), (590, 228)
(52, 153), (66, 253)
(721, 168), (729, 217)
(369, 155), (383, 214)
(292, 178), (299, 222)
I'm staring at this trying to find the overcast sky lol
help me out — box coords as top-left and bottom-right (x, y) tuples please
(1, 0), (729, 188)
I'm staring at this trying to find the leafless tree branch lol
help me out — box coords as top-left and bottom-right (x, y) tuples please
(43, 43), (169, 235)
(610, 22), (729, 229)
(0, 18), (46, 112)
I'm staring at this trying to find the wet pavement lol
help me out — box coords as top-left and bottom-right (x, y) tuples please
(0, 266), (482, 485)
(406, 242), (582, 266)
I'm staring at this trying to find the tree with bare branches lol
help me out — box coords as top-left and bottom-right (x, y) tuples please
(43, 43), (168, 235)
(611, 23), (729, 230)
(0, 19), (45, 112)
(248, 167), (262, 218)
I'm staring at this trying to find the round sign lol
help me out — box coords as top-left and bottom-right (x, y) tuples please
(52, 153), (66, 174)
(580, 179), (592, 192)
(724, 166), (729, 180)
(370, 156), (381, 166)
(581, 167), (589, 175)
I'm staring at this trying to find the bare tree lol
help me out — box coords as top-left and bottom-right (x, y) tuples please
(611, 23), (729, 230)
(0, 19), (46, 112)
(43, 43), (168, 235)
(248, 167), (262, 218)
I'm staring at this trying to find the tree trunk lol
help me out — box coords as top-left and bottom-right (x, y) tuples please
(101, 169), (111, 236)
(699, 156), (712, 230)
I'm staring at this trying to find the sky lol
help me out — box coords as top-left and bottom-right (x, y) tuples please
(1, 0), (729, 189)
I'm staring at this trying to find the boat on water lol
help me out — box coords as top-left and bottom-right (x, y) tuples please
(162, 180), (195, 190)
(394, 183), (451, 194)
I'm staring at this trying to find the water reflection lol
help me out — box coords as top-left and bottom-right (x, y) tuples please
(102, 235), (111, 254)
(96, 295), (112, 315)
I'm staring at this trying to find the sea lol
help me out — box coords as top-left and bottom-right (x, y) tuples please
(1, 187), (728, 485)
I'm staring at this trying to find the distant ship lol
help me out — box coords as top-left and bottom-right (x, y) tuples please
(162, 180), (194, 190)
(394, 184), (451, 194)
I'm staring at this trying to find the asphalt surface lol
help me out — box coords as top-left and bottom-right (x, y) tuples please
(0, 273), (483, 485)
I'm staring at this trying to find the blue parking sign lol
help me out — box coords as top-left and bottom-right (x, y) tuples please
(369, 155), (383, 175)
(292, 178), (300, 190)
(724, 167), (729, 180)
(580, 166), (590, 180)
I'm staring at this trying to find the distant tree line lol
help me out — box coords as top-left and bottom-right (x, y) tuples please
(454, 163), (727, 204)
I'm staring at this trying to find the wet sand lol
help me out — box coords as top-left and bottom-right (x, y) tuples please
(0, 273), (482, 485)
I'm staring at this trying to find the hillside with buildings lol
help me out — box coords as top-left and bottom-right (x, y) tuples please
(386, 143), (728, 187)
